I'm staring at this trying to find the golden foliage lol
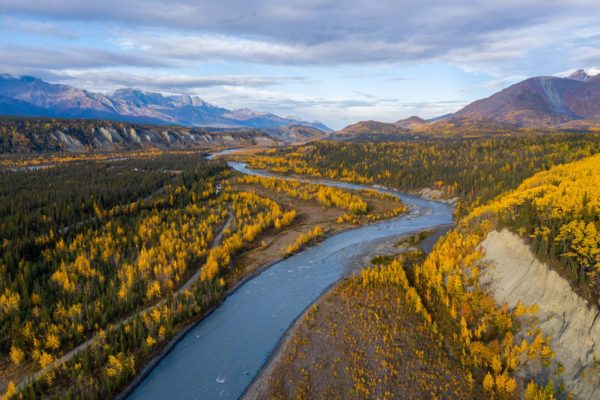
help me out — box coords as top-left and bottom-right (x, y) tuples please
(238, 174), (370, 214)
(467, 153), (600, 299)
(286, 226), (324, 255)
(9, 345), (24, 366)
(1, 382), (16, 400)
(200, 191), (287, 282)
(524, 380), (557, 400)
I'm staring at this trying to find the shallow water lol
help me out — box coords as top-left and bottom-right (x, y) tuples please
(127, 155), (453, 400)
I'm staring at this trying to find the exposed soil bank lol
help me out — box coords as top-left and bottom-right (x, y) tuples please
(480, 229), (600, 399)
(412, 187), (459, 206)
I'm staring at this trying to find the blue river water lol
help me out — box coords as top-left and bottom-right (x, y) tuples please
(127, 154), (453, 400)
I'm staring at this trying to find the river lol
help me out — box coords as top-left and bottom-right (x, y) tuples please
(126, 151), (453, 400)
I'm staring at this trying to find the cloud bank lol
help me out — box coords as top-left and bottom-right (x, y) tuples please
(1, 0), (599, 127)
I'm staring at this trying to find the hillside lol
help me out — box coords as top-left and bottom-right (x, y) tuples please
(263, 124), (326, 143)
(481, 229), (600, 399)
(0, 75), (331, 133)
(394, 115), (428, 129)
(0, 118), (280, 153)
(469, 154), (600, 397)
(453, 69), (600, 128)
(421, 116), (521, 135)
(467, 153), (600, 302)
(327, 120), (412, 140)
(240, 134), (600, 211)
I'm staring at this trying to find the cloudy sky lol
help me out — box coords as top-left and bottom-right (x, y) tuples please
(1, 0), (600, 129)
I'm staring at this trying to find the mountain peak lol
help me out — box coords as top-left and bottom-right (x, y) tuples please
(190, 96), (210, 107)
(112, 90), (213, 108)
(112, 88), (171, 108)
(113, 88), (145, 96)
(167, 94), (193, 106)
(335, 120), (408, 137)
(394, 116), (427, 129)
(568, 69), (592, 82)
(113, 88), (163, 99)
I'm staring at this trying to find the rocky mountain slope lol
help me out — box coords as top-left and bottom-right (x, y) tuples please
(0, 75), (331, 134)
(332, 69), (600, 138)
(453, 69), (600, 127)
(338, 120), (404, 134)
(263, 125), (328, 143)
(0, 117), (280, 153)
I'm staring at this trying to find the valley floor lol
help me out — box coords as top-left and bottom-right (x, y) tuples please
(0, 152), (406, 399)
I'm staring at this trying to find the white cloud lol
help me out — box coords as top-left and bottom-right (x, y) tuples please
(40, 70), (305, 93)
(112, 32), (435, 65)
(3, 0), (600, 68)
(0, 16), (77, 38)
(2, 0), (600, 127)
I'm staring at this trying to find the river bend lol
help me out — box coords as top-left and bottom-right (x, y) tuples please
(127, 154), (453, 400)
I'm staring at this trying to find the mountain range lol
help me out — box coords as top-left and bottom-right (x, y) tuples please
(332, 69), (600, 139)
(0, 75), (331, 135)
(4, 69), (600, 146)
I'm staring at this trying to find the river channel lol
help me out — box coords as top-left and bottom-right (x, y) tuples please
(127, 151), (453, 400)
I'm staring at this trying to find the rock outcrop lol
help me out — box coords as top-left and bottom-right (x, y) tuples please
(480, 229), (600, 399)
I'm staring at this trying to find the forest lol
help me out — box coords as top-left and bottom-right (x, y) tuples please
(0, 150), (406, 399)
(238, 132), (600, 214)
(467, 154), (600, 304)
(1, 153), (230, 397)
(2, 131), (599, 399)
(257, 136), (600, 399)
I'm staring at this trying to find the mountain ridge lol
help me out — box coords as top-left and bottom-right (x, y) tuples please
(331, 69), (600, 138)
(0, 116), (281, 153)
(453, 69), (600, 128)
(0, 75), (331, 136)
